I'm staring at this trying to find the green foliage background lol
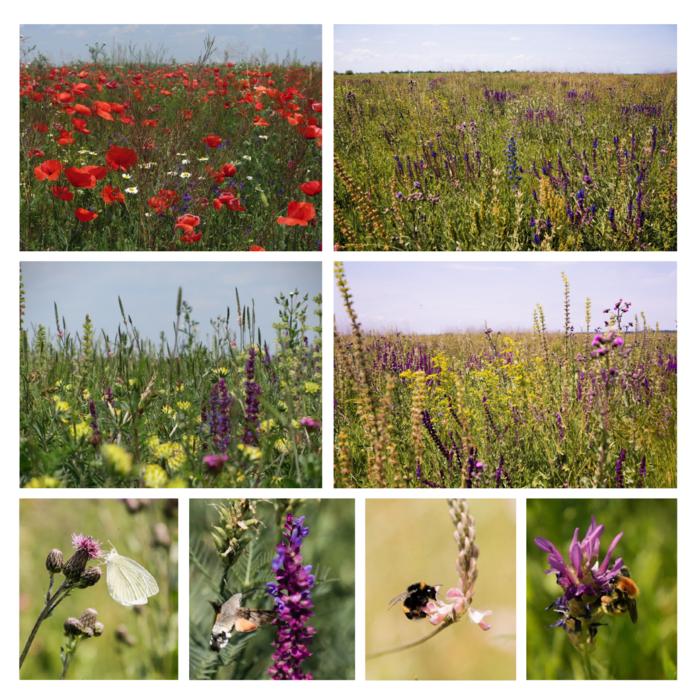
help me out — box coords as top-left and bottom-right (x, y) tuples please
(527, 498), (677, 679)
(366, 499), (516, 679)
(20, 499), (178, 679)
(189, 499), (355, 680)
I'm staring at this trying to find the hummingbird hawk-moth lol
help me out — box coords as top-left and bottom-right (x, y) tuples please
(209, 593), (276, 651)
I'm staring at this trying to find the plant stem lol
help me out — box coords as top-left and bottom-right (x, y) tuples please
(20, 580), (71, 669)
(367, 618), (455, 660)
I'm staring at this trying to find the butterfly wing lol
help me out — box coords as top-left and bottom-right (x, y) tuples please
(106, 552), (159, 607)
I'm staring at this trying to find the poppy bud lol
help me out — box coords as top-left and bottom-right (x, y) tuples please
(46, 548), (64, 573)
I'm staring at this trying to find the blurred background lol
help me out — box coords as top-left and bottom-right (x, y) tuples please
(527, 498), (677, 680)
(189, 498), (355, 680)
(365, 498), (516, 680)
(20, 499), (178, 679)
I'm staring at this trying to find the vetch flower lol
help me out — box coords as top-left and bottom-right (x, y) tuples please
(266, 513), (316, 680)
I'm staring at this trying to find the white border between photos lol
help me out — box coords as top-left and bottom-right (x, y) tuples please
(2, 1), (695, 699)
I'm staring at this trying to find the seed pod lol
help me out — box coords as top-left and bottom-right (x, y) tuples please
(45, 548), (64, 573)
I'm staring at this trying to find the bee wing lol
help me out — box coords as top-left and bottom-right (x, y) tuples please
(388, 590), (408, 608)
(106, 552), (159, 607)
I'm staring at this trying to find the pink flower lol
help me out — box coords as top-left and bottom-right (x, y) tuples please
(71, 533), (102, 559)
(299, 416), (320, 430)
(424, 587), (492, 631)
(203, 453), (228, 472)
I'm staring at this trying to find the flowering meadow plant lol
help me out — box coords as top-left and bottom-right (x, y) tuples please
(20, 48), (321, 251)
(335, 265), (676, 488)
(20, 281), (322, 488)
(335, 71), (675, 251)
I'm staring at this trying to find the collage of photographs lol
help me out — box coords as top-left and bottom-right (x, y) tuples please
(11, 11), (684, 695)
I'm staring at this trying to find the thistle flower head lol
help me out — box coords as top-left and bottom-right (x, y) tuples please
(71, 533), (103, 559)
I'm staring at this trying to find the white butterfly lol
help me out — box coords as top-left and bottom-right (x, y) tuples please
(103, 545), (159, 607)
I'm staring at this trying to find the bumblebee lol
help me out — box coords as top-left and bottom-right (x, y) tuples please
(389, 581), (439, 620)
(600, 567), (639, 623)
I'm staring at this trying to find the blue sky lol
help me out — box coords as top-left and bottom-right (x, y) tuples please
(335, 25), (676, 73)
(20, 25), (321, 64)
(334, 262), (676, 334)
(22, 262), (321, 346)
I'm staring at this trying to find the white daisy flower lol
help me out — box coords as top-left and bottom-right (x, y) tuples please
(125, 187), (139, 194)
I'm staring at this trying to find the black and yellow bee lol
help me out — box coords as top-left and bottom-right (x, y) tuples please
(600, 567), (640, 623)
(389, 581), (439, 620)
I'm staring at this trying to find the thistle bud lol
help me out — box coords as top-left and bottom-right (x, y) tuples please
(115, 624), (136, 647)
(93, 621), (105, 637)
(79, 608), (98, 632)
(45, 548), (64, 573)
(152, 522), (171, 548)
(77, 566), (102, 588)
(64, 617), (85, 637)
(63, 549), (90, 581)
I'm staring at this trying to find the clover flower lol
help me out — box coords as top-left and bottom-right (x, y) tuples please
(266, 513), (316, 680)
(534, 517), (626, 648)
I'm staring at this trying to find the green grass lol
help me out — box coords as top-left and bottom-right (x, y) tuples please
(20, 281), (322, 488)
(335, 71), (676, 250)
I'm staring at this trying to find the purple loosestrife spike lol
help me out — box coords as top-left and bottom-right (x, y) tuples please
(204, 378), (232, 468)
(266, 514), (316, 680)
(242, 347), (261, 446)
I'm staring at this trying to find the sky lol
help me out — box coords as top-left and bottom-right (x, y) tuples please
(334, 262), (676, 334)
(335, 25), (677, 74)
(20, 25), (322, 64)
(22, 262), (321, 346)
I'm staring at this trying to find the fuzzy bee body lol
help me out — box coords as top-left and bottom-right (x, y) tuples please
(600, 567), (640, 623)
(389, 581), (439, 620)
(209, 593), (276, 651)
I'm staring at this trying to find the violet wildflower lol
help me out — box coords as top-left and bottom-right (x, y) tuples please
(614, 449), (626, 488)
(299, 416), (320, 431)
(204, 378), (232, 468)
(266, 513), (316, 680)
(242, 347), (261, 446)
(535, 517), (632, 649)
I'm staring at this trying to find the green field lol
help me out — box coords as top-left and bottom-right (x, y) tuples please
(335, 71), (676, 250)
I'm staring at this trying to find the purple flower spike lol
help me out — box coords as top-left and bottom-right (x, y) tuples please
(267, 513), (316, 680)
(71, 533), (102, 559)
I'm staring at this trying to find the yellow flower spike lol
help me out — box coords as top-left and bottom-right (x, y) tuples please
(303, 381), (320, 395)
(71, 421), (92, 440)
(176, 400), (191, 412)
(260, 419), (276, 433)
(143, 464), (168, 488)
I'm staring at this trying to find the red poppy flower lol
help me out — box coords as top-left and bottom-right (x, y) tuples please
(147, 188), (179, 214)
(175, 214), (202, 244)
(101, 185), (125, 205)
(55, 130), (75, 146)
(34, 159), (63, 182)
(277, 201), (316, 227)
(142, 119), (159, 127)
(34, 123), (49, 134)
(28, 149), (45, 158)
(182, 109), (193, 120)
(93, 101), (114, 120)
(65, 165), (107, 189)
(253, 115), (270, 127)
(73, 103), (92, 116)
(51, 185), (74, 201)
(213, 191), (246, 212)
(105, 145), (138, 171)
(249, 244), (265, 251)
(72, 117), (91, 134)
(311, 101), (322, 112)
(75, 208), (98, 222)
(202, 134), (223, 148)
(299, 180), (321, 196)
(302, 125), (322, 140)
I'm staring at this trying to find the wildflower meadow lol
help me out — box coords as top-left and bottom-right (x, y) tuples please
(189, 499), (355, 680)
(334, 263), (676, 488)
(20, 34), (321, 251)
(20, 270), (322, 488)
(335, 72), (675, 251)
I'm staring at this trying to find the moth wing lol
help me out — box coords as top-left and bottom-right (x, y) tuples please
(219, 593), (242, 618)
(107, 553), (159, 606)
(234, 617), (259, 633)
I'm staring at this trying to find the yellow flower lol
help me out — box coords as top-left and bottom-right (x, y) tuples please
(213, 366), (229, 377)
(176, 400), (191, 412)
(101, 444), (133, 475)
(167, 477), (188, 488)
(82, 388), (91, 400)
(237, 443), (262, 461)
(260, 419), (276, 433)
(303, 381), (320, 395)
(25, 476), (60, 488)
(175, 382), (185, 393)
(161, 404), (176, 417)
(71, 421), (92, 440)
(274, 438), (290, 454)
(52, 397), (70, 413)
(143, 464), (168, 488)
